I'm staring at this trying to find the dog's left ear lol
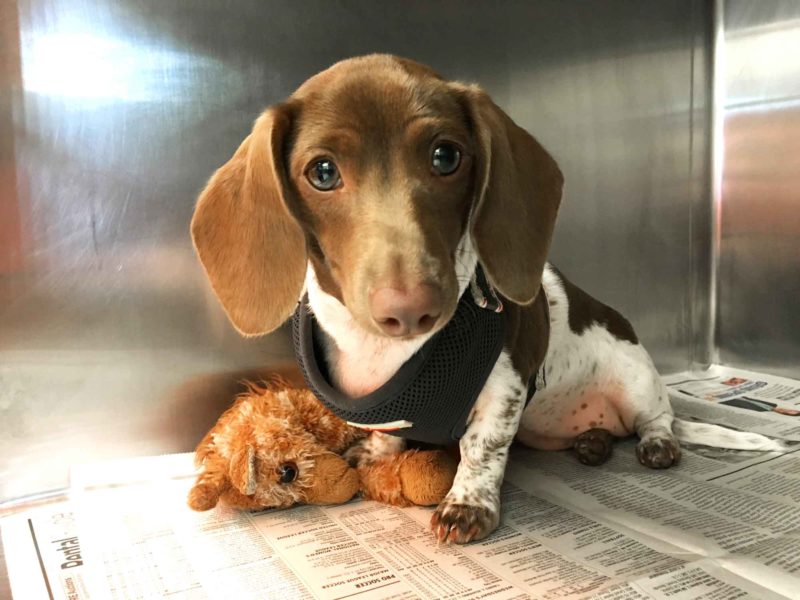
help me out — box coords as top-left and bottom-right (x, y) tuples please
(191, 105), (306, 336)
(456, 85), (563, 305)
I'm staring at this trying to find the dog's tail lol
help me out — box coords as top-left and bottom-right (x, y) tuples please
(673, 418), (791, 452)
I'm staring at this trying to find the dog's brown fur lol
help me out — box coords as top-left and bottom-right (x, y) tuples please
(190, 54), (564, 543)
(191, 54), (562, 342)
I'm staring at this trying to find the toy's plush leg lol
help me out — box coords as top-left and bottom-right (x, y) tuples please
(359, 449), (458, 507)
(188, 471), (227, 511)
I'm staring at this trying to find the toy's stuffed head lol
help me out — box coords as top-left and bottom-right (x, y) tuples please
(188, 385), (363, 511)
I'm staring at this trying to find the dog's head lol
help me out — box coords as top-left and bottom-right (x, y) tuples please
(191, 54), (562, 339)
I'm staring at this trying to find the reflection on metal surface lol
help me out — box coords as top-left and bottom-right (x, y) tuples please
(707, 0), (725, 368)
(24, 32), (200, 101)
(725, 3), (800, 109)
(503, 1), (712, 375)
(1, 0), (711, 500)
(719, 0), (800, 377)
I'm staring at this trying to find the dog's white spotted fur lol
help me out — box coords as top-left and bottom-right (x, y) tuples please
(306, 250), (784, 543)
(306, 227), (683, 542)
(517, 266), (676, 456)
(433, 350), (526, 542)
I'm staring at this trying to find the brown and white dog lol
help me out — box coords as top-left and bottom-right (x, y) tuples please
(191, 55), (784, 544)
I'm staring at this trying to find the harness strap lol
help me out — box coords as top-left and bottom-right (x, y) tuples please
(293, 266), (505, 445)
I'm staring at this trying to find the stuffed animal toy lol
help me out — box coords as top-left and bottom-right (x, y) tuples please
(187, 381), (457, 511)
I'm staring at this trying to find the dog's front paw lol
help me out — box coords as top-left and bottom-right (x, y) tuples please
(430, 499), (499, 544)
(637, 436), (681, 469)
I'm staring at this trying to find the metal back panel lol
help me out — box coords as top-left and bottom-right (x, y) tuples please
(719, 0), (800, 377)
(1, 0), (710, 500)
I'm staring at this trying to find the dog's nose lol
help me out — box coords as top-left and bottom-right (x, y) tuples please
(370, 284), (442, 337)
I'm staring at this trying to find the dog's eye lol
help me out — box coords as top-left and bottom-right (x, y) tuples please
(431, 143), (461, 176)
(307, 159), (341, 191)
(277, 463), (298, 484)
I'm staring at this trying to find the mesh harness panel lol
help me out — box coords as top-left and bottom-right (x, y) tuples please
(292, 267), (508, 445)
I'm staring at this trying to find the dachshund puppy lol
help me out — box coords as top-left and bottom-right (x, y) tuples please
(191, 55), (782, 543)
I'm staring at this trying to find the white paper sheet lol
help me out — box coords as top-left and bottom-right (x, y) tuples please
(3, 367), (799, 599)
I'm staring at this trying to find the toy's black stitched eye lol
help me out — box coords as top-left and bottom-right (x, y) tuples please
(307, 159), (341, 190)
(277, 463), (298, 484)
(431, 143), (461, 175)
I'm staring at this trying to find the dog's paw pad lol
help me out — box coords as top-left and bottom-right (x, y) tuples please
(430, 501), (498, 544)
(637, 437), (681, 469)
(574, 428), (614, 466)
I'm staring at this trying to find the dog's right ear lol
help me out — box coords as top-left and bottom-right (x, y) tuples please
(191, 105), (307, 336)
(454, 85), (563, 306)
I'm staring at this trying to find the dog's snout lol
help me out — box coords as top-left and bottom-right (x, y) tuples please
(370, 284), (442, 337)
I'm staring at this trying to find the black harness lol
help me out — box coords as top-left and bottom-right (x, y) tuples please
(293, 267), (540, 445)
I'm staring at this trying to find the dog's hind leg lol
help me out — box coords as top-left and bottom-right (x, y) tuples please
(636, 411), (681, 468)
(574, 428), (615, 465)
(624, 366), (681, 468)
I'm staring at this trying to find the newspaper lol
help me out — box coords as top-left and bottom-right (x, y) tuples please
(2, 366), (799, 599)
(664, 365), (800, 442)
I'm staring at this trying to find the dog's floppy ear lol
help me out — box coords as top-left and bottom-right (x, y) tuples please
(458, 86), (563, 305)
(191, 105), (306, 336)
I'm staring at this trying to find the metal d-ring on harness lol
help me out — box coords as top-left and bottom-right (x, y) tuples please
(293, 266), (544, 445)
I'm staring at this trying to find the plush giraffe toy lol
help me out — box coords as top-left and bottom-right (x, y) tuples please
(188, 381), (457, 511)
